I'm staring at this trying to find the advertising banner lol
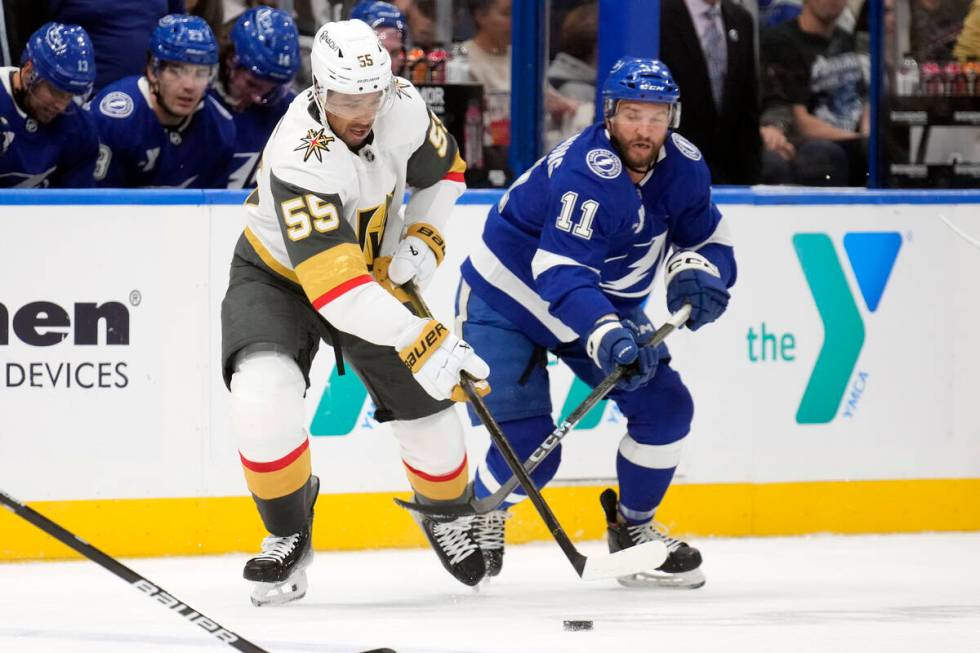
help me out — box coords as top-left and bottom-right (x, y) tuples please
(3, 197), (980, 505)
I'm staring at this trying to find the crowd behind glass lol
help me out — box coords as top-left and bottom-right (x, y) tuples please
(1, 0), (977, 189)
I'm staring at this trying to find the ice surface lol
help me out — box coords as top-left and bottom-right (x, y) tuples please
(1, 533), (979, 653)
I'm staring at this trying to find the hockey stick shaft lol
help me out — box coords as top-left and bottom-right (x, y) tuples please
(402, 284), (588, 573)
(394, 303), (691, 518)
(474, 303), (693, 508)
(458, 373), (591, 575)
(0, 490), (270, 653)
(404, 283), (668, 579)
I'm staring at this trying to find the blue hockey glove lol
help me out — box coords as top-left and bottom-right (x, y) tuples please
(622, 317), (661, 382)
(586, 318), (656, 391)
(665, 250), (730, 331)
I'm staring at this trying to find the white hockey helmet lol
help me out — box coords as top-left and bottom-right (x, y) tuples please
(310, 19), (394, 121)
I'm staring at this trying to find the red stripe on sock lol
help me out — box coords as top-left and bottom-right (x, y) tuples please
(240, 439), (309, 473)
(403, 455), (468, 482)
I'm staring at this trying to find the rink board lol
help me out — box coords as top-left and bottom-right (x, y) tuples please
(2, 188), (980, 560)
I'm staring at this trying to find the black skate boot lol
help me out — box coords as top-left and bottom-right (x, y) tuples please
(472, 509), (512, 578)
(413, 509), (486, 586)
(244, 476), (320, 606)
(600, 488), (705, 589)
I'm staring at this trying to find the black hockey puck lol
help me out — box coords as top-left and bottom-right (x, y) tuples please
(563, 620), (594, 631)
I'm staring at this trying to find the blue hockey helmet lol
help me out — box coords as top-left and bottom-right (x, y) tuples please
(602, 57), (681, 128)
(231, 7), (300, 83)
(350, 1), (407, 36)
(150, 14), (218, 67)
(23, 22), (96, 97)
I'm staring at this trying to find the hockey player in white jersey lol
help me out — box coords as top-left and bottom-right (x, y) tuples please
(220, 19), (490, 605)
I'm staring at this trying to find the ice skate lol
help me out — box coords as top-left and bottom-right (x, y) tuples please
(244, 476), (319, 606)
(413, 509), (486, 586)
(600, 488), (705, 589)
(472, 509), (512, 578)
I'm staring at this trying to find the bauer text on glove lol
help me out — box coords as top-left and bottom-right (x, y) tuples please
(397, 319), (490, 401)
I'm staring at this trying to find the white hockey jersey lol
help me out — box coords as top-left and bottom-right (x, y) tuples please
(238, 77), (465, 345)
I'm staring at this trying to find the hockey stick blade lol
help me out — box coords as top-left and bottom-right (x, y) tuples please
(579, 541), (669, 581)
(393, 304), (693, 520)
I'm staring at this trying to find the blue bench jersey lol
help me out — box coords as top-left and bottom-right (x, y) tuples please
(91, 75), (236, 188)
(461, 122), (736, 348)
(0, 67), (98, 188)
(210, 87), (295, 188)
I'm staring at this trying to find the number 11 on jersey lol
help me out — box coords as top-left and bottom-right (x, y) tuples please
(555, 191), (599, 240)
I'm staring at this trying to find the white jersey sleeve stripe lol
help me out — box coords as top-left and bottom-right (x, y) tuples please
(468, 237), (579, 342)
(689, 215), (734, 250)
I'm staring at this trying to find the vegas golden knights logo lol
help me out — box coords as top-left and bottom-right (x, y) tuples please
(356, 190), (394, 269)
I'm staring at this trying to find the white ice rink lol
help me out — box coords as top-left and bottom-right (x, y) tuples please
(2, 533), (979, 653)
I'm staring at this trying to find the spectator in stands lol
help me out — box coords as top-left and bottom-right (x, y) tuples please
(911, 0), (972, 63)
(761, 0), (869, 186)
(463, 0), (577, 183)
(954, 0), (980, 60)
(186, 0), (226, 36)
(660, 0), (766, 184)
(35, 1), (184, 92)
(404, 0), (437, 50)
(351, 0), (409, 76)
(212, 6), (298, 188)
(90, 14), (234, 188)
(545, 2), (598, 148)
(0, 22), (98, 187)
(463, 0), (512, 183)
(547, 3), (596, 106)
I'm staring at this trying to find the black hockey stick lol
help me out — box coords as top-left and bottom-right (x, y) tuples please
(395, 303), (692, 519)
(0, 490), (397, 653)
(402, 283), (670, 581)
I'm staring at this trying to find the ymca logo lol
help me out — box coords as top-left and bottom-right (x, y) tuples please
(793, 232), (902, 424)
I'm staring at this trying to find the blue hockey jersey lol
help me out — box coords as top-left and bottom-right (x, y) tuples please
(461, 122), (736, 348)
(90, 76), (235, 188)
(210, 87), (295, 188)
(0, 67), (98, 188)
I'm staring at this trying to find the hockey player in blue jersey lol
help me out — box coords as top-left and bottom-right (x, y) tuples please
(458, 57), (736, 589)
(0, 23), (98, 188)
(213, 7), (300, 188)
(90, 14), (235, 188)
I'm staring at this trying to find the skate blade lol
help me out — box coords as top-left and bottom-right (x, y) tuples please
(250, 570), (309, 606)
(616, 567), (706, 590)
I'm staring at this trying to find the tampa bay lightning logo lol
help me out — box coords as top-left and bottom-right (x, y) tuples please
(44, 25), (68, 55)
(586, 148), (622, 179)
(256, 7), (275, 30)
(99, 92), (134, 119)
(671, 133), (702, 161)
